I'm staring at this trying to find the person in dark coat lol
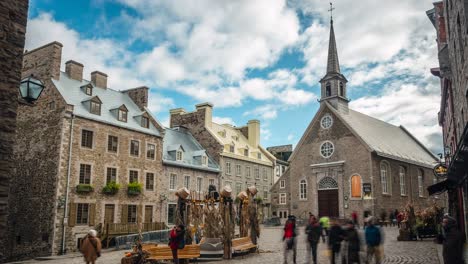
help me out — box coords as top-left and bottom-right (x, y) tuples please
(344, 220), (361, 264)
(442, 216), (465, 264)
(306, 216), (322, 264)
(328, 219), (345, 264)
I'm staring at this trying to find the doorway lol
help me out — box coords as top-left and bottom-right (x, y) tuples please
(317, 177), (339, 218)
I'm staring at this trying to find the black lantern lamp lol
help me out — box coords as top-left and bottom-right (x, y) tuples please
(19, 75), (45, 103)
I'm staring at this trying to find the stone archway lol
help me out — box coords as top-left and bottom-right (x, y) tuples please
(318, 177), (339, 217)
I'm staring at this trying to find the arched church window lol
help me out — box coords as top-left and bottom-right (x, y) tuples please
(351, 175), (362, 198)
(399, 166), (406, 196)
(299, 180), (307, 200)
(326, 82), (331, 97)
(418, 169), (424, 197)
(320, 141), (334, 158)
(339, 82), (344, 96)
(318, 177), (338, 190)
(380, 162), (390, 194)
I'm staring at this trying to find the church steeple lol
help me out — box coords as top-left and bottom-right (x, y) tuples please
(320, 3), (349, 112)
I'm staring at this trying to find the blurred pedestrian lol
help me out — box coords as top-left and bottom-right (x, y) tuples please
(169, 224), (185, 264)
(389, 210), (395, 227)
(328, 219), (345, 264)
(306, 215), (322, 264)
(352, 211), (359, 229)
(396, 211), (403, 228)
(442, 216), (464, 264)
(365, 216), (383, 264)
(319, 215), (330, 243)
(344, 220), (361, 264)
(283, 215), (297, 264)
(80, 229), (101, 264)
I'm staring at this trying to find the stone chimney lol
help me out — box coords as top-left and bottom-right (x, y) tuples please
(123, 86), (149, 110)
(247, 120), (260, 147)
(22, 41), (63, 80)
(65, 60), (83, 81)
(169, 108), (187, 128)
(91, 71), (107, 88)
(195, 102), (213, 128)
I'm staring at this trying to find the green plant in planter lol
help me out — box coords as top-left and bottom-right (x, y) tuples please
(76, 184), (94, 194)
(127, 182), (143, 196)
(102, 181), (120, 195)
(255, 196), (263, 204)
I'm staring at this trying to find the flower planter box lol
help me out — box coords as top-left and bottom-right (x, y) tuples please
(127, 189), (141, 196)
(103, 188), (118, 195)
(76, 184), (94, 194)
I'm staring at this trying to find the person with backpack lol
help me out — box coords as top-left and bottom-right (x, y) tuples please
(283, 215), (297, 264)
(169, 224), (185, 264)
(328, 219), (345, 264)
(365, 216), (383, 264)
(80, 229), (102, 264)
(306, 215), (322, 264)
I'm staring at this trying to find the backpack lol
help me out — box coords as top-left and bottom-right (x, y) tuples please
(178, 234), (186, 249)
(365, 226), (381, 246)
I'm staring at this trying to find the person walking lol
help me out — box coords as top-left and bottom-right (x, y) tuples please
(80, 229), (102, 264)
(169, 225), (185, 264)
(319, 215), (330, 243)
(344, 220), (361, 264)
(396, 211), (403, 228)
(352, 211), (359, 229)
(328, 219), (345, 264)
(283, 215), (297, 264)
(442, 216), (464, 264)
(365, 217), (383, 264)
(306, 215), (322, 264)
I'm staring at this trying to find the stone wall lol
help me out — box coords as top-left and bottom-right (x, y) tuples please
(0, 1), (29, 262)
(123, 87), (149, 111)
(270, 169), (291, 219)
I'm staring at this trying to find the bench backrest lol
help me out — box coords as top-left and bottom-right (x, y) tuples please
(147, 244), (200, 257)
(232, 237), (252, 247)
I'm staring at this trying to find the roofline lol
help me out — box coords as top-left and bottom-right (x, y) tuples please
(122, 86), (149, 92)
(163, 160), (220, 173)
(144, 106), (165, 134)
(374, 151), (436, 169)
(24, 41), (63, 55)
(399, 126), (439, 161)
(258, 145), (277, 162)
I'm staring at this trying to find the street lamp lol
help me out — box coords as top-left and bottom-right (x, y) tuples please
(19, 75), (44, 103)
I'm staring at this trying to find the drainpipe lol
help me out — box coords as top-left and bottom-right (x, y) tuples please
(61, 114), (74, 254)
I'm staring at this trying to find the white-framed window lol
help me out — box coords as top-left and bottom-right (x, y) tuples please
(118, 109), (127, 122)
(399, 166), (406, 196)
(79, 164), (92, 184)
(321, 114), (333, 129)
(320, 141), (334, 158)
(90, 101), (101, 115)
(236, 164), (241, 176)
(196, 177), (203, 192)
(229, 144), (235, 153)
(106, 167), (117, 184)
(130, 140), (140, 157)
(299, 179), (307, 200)
(244, 149), (249, 157)
(236, 182), (242, 194)
(176, 150), (183, 161)
(169, 174), (177, 190)
(107, 135), (118, 153)
(146, 143), (155, 160)
(254, 166), (260, 179)
(418, 169), (424, 197)
(209, 179), (215, 187)
(225, 162), (231, 175)
(184, 175), (190, 189)
(85, 86), (92, 96)
(263, 186), (268, 199)
(381, 162), (390, 194)
(246, 166), (251, 178)
(280, 180), (285, 189)
(202, 155), (208, 166)
(141, 116), (149, 128)
(146, 172), (154, 191)
(263, 168), (268, 181)
(129, 170), (138, 183)
(279, 193), (287, 205)
(76, 203), (89, 225)
(257, 153), (262, 159)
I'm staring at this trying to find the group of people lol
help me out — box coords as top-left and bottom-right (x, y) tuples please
(282, 214), (384, 264)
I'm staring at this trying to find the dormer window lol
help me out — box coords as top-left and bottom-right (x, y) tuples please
(232, 135), (238, 141)
(229, 144), (235, 153)
(141, 116), (149, 128)
(202, 155), (208, 166)
(118, 109), (127, 122)
(218, 130), (226, 137)
(176, 150), (183, 161)
(85, 86), (92, 96)
(257, 153), (262, 159)
(90, 101), (101, 115)
(244, 149), (249, 157)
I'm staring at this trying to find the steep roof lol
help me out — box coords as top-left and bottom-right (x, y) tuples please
(327, 103), (438, 167)
(163, 127), (220, 172)
(53, 72), (162, 137)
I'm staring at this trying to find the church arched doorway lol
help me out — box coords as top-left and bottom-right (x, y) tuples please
(317, 177), (339, 218)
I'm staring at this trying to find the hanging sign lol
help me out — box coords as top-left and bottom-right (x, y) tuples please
(433, 164), (448, 178)
(363, 183), (372, 199)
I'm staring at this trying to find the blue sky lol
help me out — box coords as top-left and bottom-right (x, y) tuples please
(26, 0), (443, 154)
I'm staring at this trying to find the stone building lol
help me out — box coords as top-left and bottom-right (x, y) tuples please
(271, 18), (441, 223)
(169, 103), (276, 218)
(9, 41), (166, 258)
(162, 126), (220, 225)
(427, 0), (468, 239)
(267, 145), (292, 184)
(0, 1), (29, 262)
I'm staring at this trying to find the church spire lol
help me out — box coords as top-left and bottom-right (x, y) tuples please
(326, 3), (340, 74)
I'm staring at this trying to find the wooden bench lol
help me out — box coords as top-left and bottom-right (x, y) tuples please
(146, 244), (200, 261)
(232, 237), (257, 254)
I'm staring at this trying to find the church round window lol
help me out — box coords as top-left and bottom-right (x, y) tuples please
(320, 141), (334, 158)
(321, 115), (333, 129)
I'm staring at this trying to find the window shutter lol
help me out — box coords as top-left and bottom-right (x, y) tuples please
(121, 205), (128, 224)
(89, 203), (96, 226)
(137, 205), (143, 223)
(69, 203), (77, 227)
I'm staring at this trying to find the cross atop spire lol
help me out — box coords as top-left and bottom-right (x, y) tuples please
(328, 2), (335, 23)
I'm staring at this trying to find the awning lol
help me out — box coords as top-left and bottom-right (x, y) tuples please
(428, 179), (456, 196)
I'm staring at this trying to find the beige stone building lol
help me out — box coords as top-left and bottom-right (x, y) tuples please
(169, 103), (276, 218)
(10, 41), (166, 257)
(271, 19), (442, 223)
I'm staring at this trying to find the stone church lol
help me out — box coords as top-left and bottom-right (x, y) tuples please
(271, 19), (443, 222)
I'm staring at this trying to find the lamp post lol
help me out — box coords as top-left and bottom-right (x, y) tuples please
(158, 193), (167, 241)
(19, 75), (44, 103)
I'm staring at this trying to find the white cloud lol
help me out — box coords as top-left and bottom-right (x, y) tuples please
(261, 128), (272, 141)
(212, 116), (236, 125)
(147, 92), (175, 113)
(287, 133), (294, 141)
(244, 105), (278, 120)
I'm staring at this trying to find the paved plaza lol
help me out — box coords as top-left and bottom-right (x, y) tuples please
(10, 225), (441, 264)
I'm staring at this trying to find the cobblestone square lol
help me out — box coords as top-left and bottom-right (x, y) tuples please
(10, 225), (440, 264)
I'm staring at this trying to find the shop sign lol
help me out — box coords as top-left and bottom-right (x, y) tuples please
(433, 164), (448, 178)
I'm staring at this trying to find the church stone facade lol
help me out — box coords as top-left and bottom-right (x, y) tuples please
(271, 19), (442, 223)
